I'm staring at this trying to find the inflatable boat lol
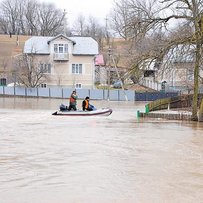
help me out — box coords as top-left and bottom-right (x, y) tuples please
(52, 108), (112, 116)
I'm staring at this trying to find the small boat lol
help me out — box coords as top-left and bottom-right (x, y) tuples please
(52, 108), (113, 116)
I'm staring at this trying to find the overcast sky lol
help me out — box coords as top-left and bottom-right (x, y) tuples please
(41, 0), (114, 25)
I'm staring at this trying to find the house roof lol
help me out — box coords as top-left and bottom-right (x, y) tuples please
(47, 34), (76, 45)
(24, 35), (98, 55)
(24, 36), (52, 54)
(69, 36), (98, 55)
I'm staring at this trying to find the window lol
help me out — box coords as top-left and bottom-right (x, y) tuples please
(72, 64), (82, 74)
(0, 78), (6, 86)
(59, 44), (63, 53)
(40, 63), (51, 73)
(144, 70), (155, 77)
(54, 44), (68, 53)
(64, 44), (68, 53)
(54, 44), (58, 53)
(40, 83), (47, 88)
(187, 69), (193, 81)
(75, 83), (82, 89)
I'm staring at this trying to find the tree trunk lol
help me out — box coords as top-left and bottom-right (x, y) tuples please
(192, 58), (199, 121)
(192, 34), (201, 121)
(199, 98), (203, 122)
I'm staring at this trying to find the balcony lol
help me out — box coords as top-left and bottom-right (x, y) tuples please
(53, 53), (69, 61)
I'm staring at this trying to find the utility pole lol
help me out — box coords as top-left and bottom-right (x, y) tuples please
(111, 52), (128, 101)
(107, 47), (111, 101)
(105, 15), (111, 100)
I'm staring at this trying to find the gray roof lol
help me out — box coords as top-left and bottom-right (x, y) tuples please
(24, 36), (52, 54)
(47, 34), (76, 45)
(24, 34), (98, 55)
(69, 37), (98, 55)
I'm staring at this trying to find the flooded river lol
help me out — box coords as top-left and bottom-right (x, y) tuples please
(0, 97), (203, 203)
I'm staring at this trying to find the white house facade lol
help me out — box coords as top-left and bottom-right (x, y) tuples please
(24, 34), (99, 89)
(141, 45), (203, 92)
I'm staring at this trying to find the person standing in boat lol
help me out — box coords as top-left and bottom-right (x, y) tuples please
(82, 96), (95, 111)
(68, 90), (78, 111)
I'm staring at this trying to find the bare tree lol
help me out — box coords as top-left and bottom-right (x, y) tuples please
(0, 13), (9, 33)
(13, 53), (49, 87)
(38, 3), (66, 36)
(1, 57), (9, 71)
(111, 0), (203, 120)
(1, 0), (19, 34)
(73, 14), (86, 36)
(111, 0), (160, 40)
(85, 16), (106, 48)
(72, 14), (106, 50)
(24, 0), (39, 35)
(110, 0), (134, 40)
(0, 0), (67, 36)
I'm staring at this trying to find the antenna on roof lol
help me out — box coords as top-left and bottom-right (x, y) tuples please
(62, 9), (67, 35)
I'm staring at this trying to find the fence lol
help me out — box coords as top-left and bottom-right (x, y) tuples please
(141, 78), (203, 94)
(141, 78), (162, 91)
(0, 86), (179, 101)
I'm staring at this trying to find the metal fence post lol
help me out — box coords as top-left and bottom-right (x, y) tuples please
(25, 88), (27, 96)
(49, 88), (51, 98)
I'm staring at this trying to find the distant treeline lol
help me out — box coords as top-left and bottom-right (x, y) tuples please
(0, 0), (69, 36)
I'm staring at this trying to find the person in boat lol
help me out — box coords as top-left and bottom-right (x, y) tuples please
(82, 96), (95, 111)
(68, 90), (78, 111)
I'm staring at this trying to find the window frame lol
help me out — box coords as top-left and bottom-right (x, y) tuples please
(75, 83), (82, 89)
(39, 63), (51, 74)
(187, 69), (193, 81)
(0, 78), (6, 86)
(72, 64), (82, 74)
(40, 83), (47, 88)
(54, 43), (68, 53)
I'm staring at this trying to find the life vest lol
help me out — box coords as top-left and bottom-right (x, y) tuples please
(82, 99), (89, 110)
(85, 99), (89, 109)
(70, 97), (75, 103)
(70, 94), (76, 103)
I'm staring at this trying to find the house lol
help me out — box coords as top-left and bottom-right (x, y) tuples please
(138, 59), (160, 90)
(142, 45), (203, 92)
(94, 54), (107, 85)
(156, 45), (203, 92)
(94, 53), (130, 87)
(23, 34), (99, 89)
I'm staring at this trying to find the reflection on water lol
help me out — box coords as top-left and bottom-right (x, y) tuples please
(0, 97), (203, 203)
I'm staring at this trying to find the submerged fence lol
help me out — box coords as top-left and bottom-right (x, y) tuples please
(0, 86), (179, 101)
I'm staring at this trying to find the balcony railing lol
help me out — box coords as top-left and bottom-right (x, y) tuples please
(53, 53), (69, 61)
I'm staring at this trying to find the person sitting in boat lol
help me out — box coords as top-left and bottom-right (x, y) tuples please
(82, 96), (95, 111)
(68, 90), (78, 111)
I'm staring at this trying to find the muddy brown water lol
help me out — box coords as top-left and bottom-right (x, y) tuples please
(0, 97), (203, 203)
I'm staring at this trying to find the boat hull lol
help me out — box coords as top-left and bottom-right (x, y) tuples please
(52, 108), (112, 116)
